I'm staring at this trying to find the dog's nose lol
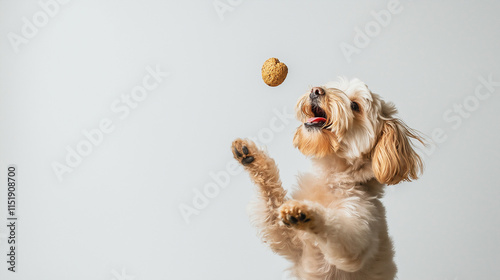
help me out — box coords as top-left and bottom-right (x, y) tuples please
(310, 87), (325, 99)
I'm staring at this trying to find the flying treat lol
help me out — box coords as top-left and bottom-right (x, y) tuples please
(261, 58), (288, 87)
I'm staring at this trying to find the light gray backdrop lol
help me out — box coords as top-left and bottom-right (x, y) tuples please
(0, 1), (499, 279)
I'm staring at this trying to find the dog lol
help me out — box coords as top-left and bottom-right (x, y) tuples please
(231, 77), (424, 280)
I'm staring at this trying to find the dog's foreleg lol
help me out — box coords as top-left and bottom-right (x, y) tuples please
(279, 199), (379, 272)
(232, 139), (302, 259)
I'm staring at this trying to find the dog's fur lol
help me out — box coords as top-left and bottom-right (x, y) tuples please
(232, 78), (424, 280)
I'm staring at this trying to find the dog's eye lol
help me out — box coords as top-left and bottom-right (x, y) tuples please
(351, 101), (360, 112)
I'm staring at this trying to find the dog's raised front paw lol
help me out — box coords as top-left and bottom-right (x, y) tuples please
(231, 139), (256, 165)
(279, 200), (313, 230)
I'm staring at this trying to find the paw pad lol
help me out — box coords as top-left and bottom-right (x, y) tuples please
(232, 140), (255, 165)
(283, 211), (309, 226)
(280, 203), (312, 228)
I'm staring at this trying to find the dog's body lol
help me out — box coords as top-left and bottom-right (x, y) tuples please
(232, 78), (423, 280)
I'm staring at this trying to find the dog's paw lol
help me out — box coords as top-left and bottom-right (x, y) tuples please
(231, 139), (257, 165)
(279, 200), (313, 229)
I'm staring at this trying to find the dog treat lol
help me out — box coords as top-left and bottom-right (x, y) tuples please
(261, 58), (288, 87)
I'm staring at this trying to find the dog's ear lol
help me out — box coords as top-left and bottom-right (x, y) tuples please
(372, 119), (424, 185)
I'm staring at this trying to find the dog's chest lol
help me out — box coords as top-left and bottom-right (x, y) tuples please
(296, 239), (362, 280)
(297, 241), (347, 280)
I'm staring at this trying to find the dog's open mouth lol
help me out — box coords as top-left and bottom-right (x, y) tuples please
(305, 104), (327, 128)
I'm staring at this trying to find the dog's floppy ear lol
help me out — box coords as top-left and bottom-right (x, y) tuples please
(372, 119), (424, 185)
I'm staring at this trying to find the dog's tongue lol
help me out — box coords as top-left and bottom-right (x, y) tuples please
(307, 117), (327, 123)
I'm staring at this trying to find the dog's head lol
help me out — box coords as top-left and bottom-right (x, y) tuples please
(293, 77), (424, 185)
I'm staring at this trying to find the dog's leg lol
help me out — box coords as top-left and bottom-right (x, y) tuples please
(279, 199), (379, 273)
(232, 139), (302, 259)
(279, 200), (325, 233)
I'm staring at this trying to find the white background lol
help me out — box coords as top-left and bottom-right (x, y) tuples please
(1, 1), (500, 279)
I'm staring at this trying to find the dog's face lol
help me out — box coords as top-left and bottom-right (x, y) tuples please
(294, 78), (423, 185)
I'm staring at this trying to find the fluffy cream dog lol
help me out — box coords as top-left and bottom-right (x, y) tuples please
(232, 78), (424, 280)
